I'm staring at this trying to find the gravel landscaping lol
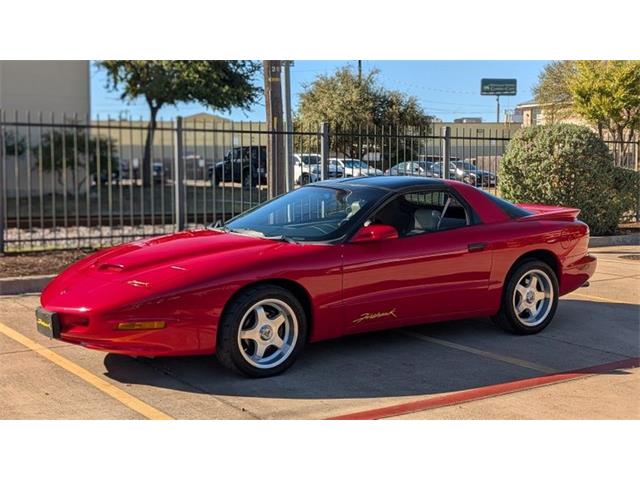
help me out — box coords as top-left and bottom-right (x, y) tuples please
(0, 249), (95, 277)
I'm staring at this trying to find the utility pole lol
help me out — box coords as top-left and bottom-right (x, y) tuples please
(282, 61), (294, 192)
(263, 60), (286, 198)
(496, 95), (500, 123)
(0, 109), (5, 253)
(357, 60), (362, 83)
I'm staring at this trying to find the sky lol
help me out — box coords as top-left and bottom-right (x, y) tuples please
(90, 60), (549, 123)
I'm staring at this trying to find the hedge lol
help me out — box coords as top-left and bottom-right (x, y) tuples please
(499, 124), (637, 236)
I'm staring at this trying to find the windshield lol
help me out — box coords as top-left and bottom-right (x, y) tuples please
(345, 160), (369, 169)
(300, 154), (321, 165)
(454, 161), (477, 171)
(433, 163), (454, 172)
(223, 185), (383, 241)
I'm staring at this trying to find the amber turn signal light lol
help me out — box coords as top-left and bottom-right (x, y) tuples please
(116, 321), (166, 331)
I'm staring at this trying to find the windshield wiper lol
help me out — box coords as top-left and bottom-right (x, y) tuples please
(210, 223), (232, 233)
(211, 224), (298, 243)
(264, 235), (299, 244)
(230, 228), (267, 237)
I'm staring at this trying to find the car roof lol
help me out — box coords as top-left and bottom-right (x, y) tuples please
(313, 175), (446, 190)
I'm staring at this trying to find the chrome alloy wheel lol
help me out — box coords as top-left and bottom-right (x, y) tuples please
(237, 298), (298, 369)
(512, 269), (554, 327)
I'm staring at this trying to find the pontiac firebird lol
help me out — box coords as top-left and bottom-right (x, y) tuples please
(36, 176), (596, 377)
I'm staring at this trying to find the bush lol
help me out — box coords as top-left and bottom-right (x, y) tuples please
(611, 166), (640, 223)
(499, 124), (635, 236)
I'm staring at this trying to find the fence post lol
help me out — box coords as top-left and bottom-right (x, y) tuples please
(319, 122), (330, 181)
(0, 110), (5, 253)
(174, 116), (186, 231)
(441, 126), (451, 179)
(636, 140), (640, 222)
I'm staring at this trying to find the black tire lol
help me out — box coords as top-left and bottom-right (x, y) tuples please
(492, 260), (559, 335)
(242, 169), (252, 188)
(216, 284), (307, 377)
(213, 167), (224, 187)
(301, 173), (310, 185)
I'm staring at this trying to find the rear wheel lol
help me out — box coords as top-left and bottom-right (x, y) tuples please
(216, 285), (307, 377)
(492, 260), (558, 334)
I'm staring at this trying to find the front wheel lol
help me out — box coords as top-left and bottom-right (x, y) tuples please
(492, 260), (558, 334)
(216, 285), (307, 377)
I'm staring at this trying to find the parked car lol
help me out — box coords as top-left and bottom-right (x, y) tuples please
(119, 160), (167, 184)
(332, 158), (383, 177)
(430, 162), (458, 180)
(208, 146), (267, 188)
(385, 161), (434, 177)
(36, 176), (596, 377)
(152, 162), (166, 183)
(451, 160), (497, 187)
(293, 154), (322, 185)
(91, 169), (120, 186)
(294, 154), (345, 185)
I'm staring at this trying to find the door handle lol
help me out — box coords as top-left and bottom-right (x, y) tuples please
(468, 242), (487, 252)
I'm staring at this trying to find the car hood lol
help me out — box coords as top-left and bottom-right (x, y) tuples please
(41, 229), (282, 312)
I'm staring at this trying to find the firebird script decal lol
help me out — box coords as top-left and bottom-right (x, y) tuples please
(353, 308), (397, 324)
(36, 318), (51, 330)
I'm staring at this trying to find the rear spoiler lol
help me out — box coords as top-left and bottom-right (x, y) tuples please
(515, 204), (581, 222)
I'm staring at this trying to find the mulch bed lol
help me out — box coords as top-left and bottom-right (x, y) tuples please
(619, 222), (640, 234)
(0, 249), (96, 278)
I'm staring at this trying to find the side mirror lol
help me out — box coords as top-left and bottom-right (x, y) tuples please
(350, 224), (399, 244)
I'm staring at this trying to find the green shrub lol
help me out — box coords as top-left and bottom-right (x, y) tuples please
(611, 166), (640, 223)
(499, 124), (634, 235)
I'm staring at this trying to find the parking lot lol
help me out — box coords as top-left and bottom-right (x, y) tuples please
(1, 245), (638, 420)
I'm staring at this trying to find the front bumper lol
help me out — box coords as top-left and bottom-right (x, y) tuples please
(35, 308), (217, 357)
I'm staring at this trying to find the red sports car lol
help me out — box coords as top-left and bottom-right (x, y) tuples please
(36, 177), (596, 377)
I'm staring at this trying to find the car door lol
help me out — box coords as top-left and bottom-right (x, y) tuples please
(340, 188), (493, 333)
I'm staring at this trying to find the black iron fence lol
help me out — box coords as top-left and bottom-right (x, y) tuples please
(1, 111), (638, 252)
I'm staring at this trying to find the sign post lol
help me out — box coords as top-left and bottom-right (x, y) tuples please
(481, 78), (517, 123)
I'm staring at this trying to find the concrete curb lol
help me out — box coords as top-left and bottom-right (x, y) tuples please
(0, 274), (55, 296)
(589, 232), (640, 248)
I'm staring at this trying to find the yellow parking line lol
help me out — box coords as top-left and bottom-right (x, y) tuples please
(0, 322), (173, 420)
(566, 292), (638, 306)
(398, 330), (557, 374)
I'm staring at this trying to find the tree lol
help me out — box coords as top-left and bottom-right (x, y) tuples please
(532, 60), (576, 122)
(2, 131), (27, 157)
(533, 60), (640, 155)
(296, 67), (431, 157)
(570, 61), (640, 150)
(39, 127), (118, 192)
(98, 60), (261, 185)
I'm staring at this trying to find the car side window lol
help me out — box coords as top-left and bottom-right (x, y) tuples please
(370, 190), (471, 237)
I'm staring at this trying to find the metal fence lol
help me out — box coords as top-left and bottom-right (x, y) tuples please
(1, 111), (638, 253)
